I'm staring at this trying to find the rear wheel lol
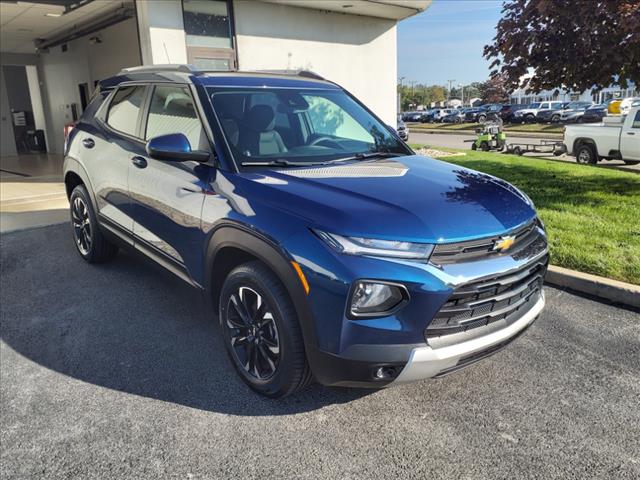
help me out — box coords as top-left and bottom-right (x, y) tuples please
(481, 141), (490, 152)
(471, 142), (477, 151)
(219, 261), (312, 398)
(477, 114), (486, 123)
(513, 146), (523, 156)
(69, 185), (117, 263)
(576, 144), (598, 164)
(551, 114), (560, 123)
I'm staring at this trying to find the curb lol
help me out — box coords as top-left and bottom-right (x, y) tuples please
(545, 265), (640, 309)
(409, 128), (563, 140)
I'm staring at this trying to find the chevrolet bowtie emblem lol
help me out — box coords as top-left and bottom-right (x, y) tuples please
(494, 235), (516, 252)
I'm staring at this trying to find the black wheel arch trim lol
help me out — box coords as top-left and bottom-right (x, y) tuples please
(204, 222), (320, 356)
(64, 157), (99, 214)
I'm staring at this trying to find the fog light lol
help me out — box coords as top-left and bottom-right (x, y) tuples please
(350, 281), (406, 317)
(374, 366), (398, 380)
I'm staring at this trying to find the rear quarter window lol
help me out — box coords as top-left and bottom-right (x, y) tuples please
(106, 85), (146, 137)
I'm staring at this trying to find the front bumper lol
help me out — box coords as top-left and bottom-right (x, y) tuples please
(390, 291), (544, 384)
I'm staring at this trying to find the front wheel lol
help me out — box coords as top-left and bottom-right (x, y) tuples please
(69, 185), (118, 263)
(219, 261), (312, 398)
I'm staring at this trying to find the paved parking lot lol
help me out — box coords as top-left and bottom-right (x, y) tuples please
(1, 224), (639, 479)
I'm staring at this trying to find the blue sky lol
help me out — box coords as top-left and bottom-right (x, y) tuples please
(398, 0), (504, 86)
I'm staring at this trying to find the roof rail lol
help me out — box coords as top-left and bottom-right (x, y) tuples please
(248, 69), (326, 81)
(118, 64), (199, 75)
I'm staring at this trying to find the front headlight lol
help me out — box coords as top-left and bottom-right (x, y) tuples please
(314, 230), (434, 261)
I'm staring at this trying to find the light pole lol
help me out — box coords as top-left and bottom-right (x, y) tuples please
(447, 79), (456, 102)
(398, 77), (405, 112)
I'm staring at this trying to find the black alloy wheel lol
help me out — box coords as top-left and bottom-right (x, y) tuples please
(71, 195), (92, 256)
(225, 286), (280, 380)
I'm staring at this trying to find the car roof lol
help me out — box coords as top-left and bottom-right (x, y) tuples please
(99, 65), (340, 92)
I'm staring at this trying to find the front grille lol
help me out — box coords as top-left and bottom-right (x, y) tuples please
(430, 219), (543, 265)
(425, 255), (548, 338)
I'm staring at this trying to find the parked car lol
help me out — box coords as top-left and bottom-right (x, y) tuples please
(620, 97), (640, 115)
(536, 101), (592, 123)
(563, 105), (640, 165)
(513, 101), (564, 123)
(63, 65), (548, 397)
(430, 108), (456, 122)
(418, 109), (436, 123)
(465, 104), (502, 123)
(396, 116), (409, 140)
(559, 105), (592, 123)
(500, 104), (529, 123)
(581, 104), (608, 123)
(441, 109), (465, 123)
(403, 111), (424, 122)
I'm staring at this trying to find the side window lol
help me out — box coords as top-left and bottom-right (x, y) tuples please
(633, 111), (640, 129)
(106, 86), (146, 136)
(145, 85), (208, 150)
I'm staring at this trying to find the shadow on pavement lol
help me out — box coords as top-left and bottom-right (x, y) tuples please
(0, 224), (371, 415)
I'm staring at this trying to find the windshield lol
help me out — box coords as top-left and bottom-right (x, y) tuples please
(209, 87), (408, 167)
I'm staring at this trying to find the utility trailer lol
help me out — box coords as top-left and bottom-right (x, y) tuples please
(504, 139), (565, 156)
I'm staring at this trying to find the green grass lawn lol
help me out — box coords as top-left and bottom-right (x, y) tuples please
(412, 146), (640, 284)
(409, 122), (564, 134)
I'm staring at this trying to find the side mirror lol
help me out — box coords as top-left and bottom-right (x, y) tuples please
(145, 133), (210, 163)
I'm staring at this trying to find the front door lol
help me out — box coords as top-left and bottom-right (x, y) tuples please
(621, 110), (640, 161)
(128, 84), (213, 285)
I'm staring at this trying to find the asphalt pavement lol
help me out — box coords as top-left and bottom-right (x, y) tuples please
(1, 224), (639, 479)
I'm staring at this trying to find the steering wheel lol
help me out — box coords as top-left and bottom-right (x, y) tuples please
(308, 135), (342, 149)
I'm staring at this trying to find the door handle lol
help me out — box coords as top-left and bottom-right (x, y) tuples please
(627, 132), (636, 135)
(82, 138), (95, 148)
(131, 156), (148, 168)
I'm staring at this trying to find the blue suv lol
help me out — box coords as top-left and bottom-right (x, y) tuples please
(63, 65), (548, 397)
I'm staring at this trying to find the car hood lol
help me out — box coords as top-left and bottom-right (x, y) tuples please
(238, 156), (536, 243)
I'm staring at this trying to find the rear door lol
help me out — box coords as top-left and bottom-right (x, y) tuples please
(127, 84), (213, 284)
(83, 84), (148, 240)
(621, 110), (640, 160)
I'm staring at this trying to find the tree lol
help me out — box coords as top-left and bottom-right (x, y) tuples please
(479, 75), (509, 103)
(484, 0), (640, 93)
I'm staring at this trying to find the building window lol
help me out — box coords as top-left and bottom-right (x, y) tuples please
(183, 0), (236, 70)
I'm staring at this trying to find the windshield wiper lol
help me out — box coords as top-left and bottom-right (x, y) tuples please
(325, 151), (405, 164)
(241, 159), (312, 167)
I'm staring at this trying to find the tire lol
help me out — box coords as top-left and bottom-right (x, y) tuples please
(513, 146), (523, 156)
(69, 185), (118, 263)
(471, 142), (477, 151)
(525, 114), (535, 123)
(219, 261), (312, 398)
(551, 114), (560, 123)
(481, 141), (490, 152)
(575, 144), (598, 164)
(477, 114), (486, 123)
(577, 117), (584, 124)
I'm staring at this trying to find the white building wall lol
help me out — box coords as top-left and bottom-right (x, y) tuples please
(232, 0), (398, 125)
(38, 18), (140, 154)
(136, 0), (188, 65)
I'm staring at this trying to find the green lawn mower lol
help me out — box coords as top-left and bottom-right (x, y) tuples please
(469, 119), (507, 152)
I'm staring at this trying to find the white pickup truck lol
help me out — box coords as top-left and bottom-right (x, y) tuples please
(563, 105), (640, 165)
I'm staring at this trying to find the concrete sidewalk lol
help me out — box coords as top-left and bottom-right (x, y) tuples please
(1, 154), (68, 233)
